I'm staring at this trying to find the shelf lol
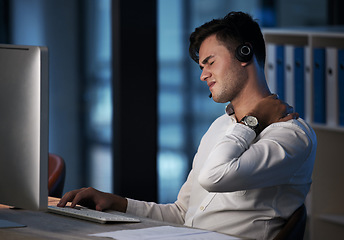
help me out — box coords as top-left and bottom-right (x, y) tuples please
(263, 26), (344, 36)
(318, 214), (344, 226)
(264, 27), (344, 240)
(312, 124), (344, 133)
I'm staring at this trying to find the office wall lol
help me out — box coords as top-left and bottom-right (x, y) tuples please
(276, 0), (327, 27)
(9, 0), (83, 191)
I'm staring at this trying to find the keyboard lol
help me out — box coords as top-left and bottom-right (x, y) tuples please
(48, 205), (141, 224)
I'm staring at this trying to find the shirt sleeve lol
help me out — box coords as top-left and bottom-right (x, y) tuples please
(126, 198), (185, 224)
(198, 120), (315, 192)
(126, 167), (195, 224)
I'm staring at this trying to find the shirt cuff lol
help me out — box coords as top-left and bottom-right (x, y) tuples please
(126, 198), (139, 215)
(226, 123), (256, 145)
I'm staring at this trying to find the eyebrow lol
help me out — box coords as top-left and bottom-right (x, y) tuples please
(199, 55), (214, 70)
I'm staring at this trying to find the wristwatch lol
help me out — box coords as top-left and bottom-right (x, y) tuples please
(240, 115), (259, 133)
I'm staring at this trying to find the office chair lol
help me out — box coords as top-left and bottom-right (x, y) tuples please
(48, 153), (66, 198)
(274, 204), (307, 240)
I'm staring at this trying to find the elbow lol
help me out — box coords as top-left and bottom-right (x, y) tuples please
(198, 169), (232, 192)
(198, 172), (214, 192)
(198, 164), (244, 192)
(198, 157), (243, 192)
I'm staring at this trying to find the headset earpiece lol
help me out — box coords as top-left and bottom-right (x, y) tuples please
(235, 44), (253, 62)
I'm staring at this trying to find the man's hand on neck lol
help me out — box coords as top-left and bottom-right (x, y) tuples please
(237, 94), (299, 135)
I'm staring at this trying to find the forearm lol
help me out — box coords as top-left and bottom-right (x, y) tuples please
(198, 120), (312, 192)
(126, 198), (186, 224)
(125, 169), (195, 224)
(198, 123), (255, 191)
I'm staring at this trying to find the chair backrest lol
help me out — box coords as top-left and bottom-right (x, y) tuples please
(274, 204), (307, 240)
(48, 153), (66, 198)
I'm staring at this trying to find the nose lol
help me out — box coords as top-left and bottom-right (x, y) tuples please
(200, 69), (211, 82)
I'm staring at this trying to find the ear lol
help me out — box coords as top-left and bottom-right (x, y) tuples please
(241, 61), (250, 67)
(240, 52), (254, 67)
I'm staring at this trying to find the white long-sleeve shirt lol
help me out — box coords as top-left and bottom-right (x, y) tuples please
(127, 105), (317, 240)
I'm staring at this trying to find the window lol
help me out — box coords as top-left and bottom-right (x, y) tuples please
(83, 0), (112, 192)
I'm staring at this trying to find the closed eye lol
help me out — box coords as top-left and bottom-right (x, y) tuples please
(199, 55), (215, 70)
(199, 61), (214, 71)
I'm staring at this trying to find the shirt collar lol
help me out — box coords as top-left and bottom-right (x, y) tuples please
(225, 103), (235, 116)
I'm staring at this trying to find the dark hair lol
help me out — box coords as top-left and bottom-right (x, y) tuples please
(189, 11), (266, 69)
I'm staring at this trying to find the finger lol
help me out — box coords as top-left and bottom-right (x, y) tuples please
(278, 112), (299, 122)
(278, 114), (293, 122)
(57, 189), (80, 207)
(270, 94), (279, 99)
(290, 112), (299, 119)
(94, 192), (114, 211)
(95, 204), (104, 212)
(70, 190), (87, 208)
(70, 187), (95, 208)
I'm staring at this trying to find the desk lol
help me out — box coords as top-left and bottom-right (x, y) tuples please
(0, 197), (184, 240)
(0, 197), (247, 240)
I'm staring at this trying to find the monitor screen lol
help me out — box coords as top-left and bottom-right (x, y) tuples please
(0, 44), (49, 210)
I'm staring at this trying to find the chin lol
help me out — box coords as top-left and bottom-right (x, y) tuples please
(212, 95), (230, 103)
(213, 98), (227, 104)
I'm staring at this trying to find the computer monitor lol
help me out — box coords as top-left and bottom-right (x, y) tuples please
(0, 44), (49, 211)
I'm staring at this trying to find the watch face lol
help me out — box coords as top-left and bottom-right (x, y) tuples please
(246, 116), (258, 127)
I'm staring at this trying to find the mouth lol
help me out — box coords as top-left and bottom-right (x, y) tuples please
(208, 81), (215, 91)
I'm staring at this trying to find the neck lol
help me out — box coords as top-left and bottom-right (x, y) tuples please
(231, 63), (271, 122)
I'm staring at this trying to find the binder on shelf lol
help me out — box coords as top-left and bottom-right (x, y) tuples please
(276, 45), (285, 101)
(313, 48), (326, 124)
(266, 43), (277, 94)
(339, 49), (344, 126)
(294, 46), (305, 119)
(267, 44), (306, 119)
(284, 45), (306, 119)
(304, 46), (312, 124)
(285, 45), (295, 107)
(325, 48), (339, 127)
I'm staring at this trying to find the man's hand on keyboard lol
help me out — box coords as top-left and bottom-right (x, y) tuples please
(57, 187), (128, 213)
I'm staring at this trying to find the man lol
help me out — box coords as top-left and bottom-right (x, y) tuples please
(58, 11), (317, 239)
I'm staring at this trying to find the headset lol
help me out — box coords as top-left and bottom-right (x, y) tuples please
(230, 18), (254, 63)
(235, 43), (253, 63)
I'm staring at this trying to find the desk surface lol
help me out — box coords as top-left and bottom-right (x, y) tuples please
(0, 197), (247, 240)
(0, 197), (186, 240)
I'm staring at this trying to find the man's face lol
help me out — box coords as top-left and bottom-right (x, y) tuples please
(198, 35), (248, 103)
